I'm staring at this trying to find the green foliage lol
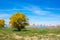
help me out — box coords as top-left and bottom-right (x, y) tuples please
(9, 12), (29, 31)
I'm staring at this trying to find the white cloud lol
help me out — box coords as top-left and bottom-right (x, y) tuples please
(49, 13), (60, 18)
(46, 8), (60, 10)
(23, 6), (51, 15)
(0, 14), (10, 19)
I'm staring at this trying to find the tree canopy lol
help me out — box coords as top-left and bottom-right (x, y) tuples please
(9, 12), (29, 31)
(0, 19), (5, 28)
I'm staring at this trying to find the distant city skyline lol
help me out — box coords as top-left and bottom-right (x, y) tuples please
(0, 0), (60, 25)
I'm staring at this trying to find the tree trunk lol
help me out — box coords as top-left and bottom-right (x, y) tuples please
(21, 26), (25, 29)
(17, 26), (21, 31)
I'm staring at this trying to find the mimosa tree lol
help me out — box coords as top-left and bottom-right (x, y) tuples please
(0, 19), (5, 28)
(9, 12), (29, 31)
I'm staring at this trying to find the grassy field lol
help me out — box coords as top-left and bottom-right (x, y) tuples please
(0, 28), (60, 40)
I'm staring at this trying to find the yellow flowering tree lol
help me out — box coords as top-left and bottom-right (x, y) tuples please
(0, 19), (5, 28)
(9, 12), (29, 31)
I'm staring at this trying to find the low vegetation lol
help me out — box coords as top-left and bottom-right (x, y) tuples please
(0, 28), (60, 40)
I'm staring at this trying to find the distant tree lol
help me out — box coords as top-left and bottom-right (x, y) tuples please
(9, 12), (29, 31)
(0, 19), (5, 28)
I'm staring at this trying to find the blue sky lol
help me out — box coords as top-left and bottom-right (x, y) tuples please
(0, 0), (60, 25)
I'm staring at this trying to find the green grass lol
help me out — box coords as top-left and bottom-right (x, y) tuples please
(0, 28), (60, 40)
